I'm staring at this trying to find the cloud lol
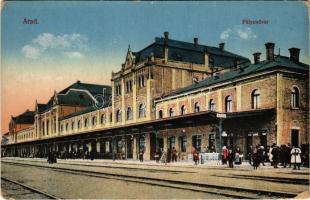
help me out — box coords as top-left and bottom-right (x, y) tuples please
(236, 27), (257, 40)
(21, 45), (41, 59)
(63, 51), (85, 59)
(21, 33), (88, 59)
(220, 28), (232, 40)
(220, 26), (257, 41)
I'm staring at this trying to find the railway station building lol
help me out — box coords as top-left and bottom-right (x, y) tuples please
(2, 32), (309, 161)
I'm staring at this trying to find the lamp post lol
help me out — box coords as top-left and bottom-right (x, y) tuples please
(216, 113), (226, 160)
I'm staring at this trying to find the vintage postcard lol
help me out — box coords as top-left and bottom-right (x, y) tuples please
(1, 1), (309, 199)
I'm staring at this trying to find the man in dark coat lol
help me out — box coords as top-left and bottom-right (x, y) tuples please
(171, 147), (178, 162)
(271, 145), (280, 168)
(227, 149), (235, 168)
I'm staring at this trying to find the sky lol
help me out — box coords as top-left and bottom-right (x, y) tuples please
(1, 1), (309, 133)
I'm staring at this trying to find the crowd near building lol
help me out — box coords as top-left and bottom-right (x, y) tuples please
(2, 32), (309, 163)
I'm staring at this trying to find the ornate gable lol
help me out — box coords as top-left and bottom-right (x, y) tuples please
(123, 45), (135, 70)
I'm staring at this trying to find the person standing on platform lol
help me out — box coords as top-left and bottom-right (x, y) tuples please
(139, 149), (144, 162)
(271, 144), (280, 168)
(227, 149), (235, 168)
(258, 145), (265, 166)
(291, 146), (302, 170)
(172, 147), (178, 162)
(252, 148), (260, 170)
(160, 148), (167, 165)
(193, 148), (199, 165)
(248, 145), (253, 165)
(222, 146), (228, 165)
(235, 147), (242, 165)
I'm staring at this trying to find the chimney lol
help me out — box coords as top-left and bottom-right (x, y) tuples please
(234, 59), (240, 69)
(163, 32), (169, 62)
(164, 32), (169, 44)
(289, 48), (300, 63)
(194, 37), (198, 47)
(253, 52), (261, 64)
(265, 42), (275, 61)
(219, 43), (225, 51)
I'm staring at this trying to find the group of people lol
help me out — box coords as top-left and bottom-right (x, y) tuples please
(248, 143), (309, 170)
(222, 146), (243, 168)
(153, 147), (178, 164)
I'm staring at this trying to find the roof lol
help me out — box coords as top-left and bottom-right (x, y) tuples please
(166, 55), (309, 97)
(57, 90), (95, 106)
(59, 81), (112, 96)
(133, 37), (250, 68)
(37, 81), (112, 113)
(37, 103), (48, 113)
(12, 110), (35, 124)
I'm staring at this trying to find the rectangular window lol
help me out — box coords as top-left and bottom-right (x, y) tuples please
(179, 136), (187, 152)
(192, 135), (202, 152)
(126, 80), (133, 93)
(139, 136), (145, 152)
(209, 133), (215, 150)
(105, 141), (110, 153)
(168, 136), (175, 149)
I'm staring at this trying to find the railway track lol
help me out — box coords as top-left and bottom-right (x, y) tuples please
(2, 160), (298, 199)
(1, 176), (59, 199)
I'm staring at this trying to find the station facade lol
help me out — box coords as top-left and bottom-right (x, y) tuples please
(3, 32), (309, 161)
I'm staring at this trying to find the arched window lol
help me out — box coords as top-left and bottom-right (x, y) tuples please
(225, 96), (233, 112)
(65, 123), (69, 131)
(92, 116), (97, 126)
(126, 107), (132, 120)
(42, 122), (45, 135)
(168, 108), (174, 117)
(60, 124), (63, 133)
(46, 120), (49, 135)
(209, 99), (215, 111)
(77, 120), (81, 129)
(139, 104), (145, 118)
(71, 121), (75, 130)
(84, 118), (89, 128)
(116, 109), (121, 122)
(251, 89), (260, 109)
(110, 113), (113, 122)
(180, 105), (186, 115)
(291, 87), (300, 108)
(100, 114), (105, 125)
(138, 75), (145, 87)
(158, 110), (163, 119)
(194, 102), (200, 113)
